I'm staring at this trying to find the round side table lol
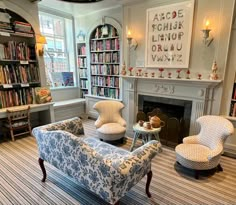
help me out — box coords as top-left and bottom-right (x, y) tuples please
(130, 123), (162, 151)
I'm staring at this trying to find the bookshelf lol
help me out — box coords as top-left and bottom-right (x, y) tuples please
(229, 82), (236, 117)
(89, 24), (120, 99)
(0, 9), (40, 108)
(77, 42), (88, 98)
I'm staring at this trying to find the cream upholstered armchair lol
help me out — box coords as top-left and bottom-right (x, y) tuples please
(175, 115), (234, 179)
(93, 100), (126, 142)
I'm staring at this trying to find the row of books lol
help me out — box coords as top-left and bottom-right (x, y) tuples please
(78, 57), (87, 68)
(80, 80), (89, 89)
(229, 102), (236, 117)
(91, 52), (119, 63)
(0, 41), (36, 60)
(91, 64), (119, 75)
(0, 87), (36, 108)
(78, 45), (86, 55)
(79, 69), (88, 78)
(91, 76), (119, 88)
(232, 86), (236, 100)
(91, 86), (119, 99)
(81, 90), (88, 98)
(0, 64), (39, 84)
(90, 38), (119, 51)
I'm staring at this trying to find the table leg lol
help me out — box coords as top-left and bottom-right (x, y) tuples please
(130, 132), (139, 151)
(142, 134), (147, 144)
(148, 134), (152, 141)
(154, 133), (163, 152)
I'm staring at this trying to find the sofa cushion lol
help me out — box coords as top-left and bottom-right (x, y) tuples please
(83, 137), (129, 160)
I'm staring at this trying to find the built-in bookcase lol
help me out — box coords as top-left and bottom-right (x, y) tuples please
(77, 42), (88, 98)
(0, 9), (40, 108)
(89, 24), (120, 99)
(229, 82), (236, 117)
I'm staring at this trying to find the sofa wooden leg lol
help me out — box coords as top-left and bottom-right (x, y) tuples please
(38, 158), (47, 182)
(113, 201), (120, 205)
(146, 170), (152, 198)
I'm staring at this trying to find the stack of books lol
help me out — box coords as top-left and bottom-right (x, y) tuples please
(0, 10), (13, 33)
(13, 21), (34, 37)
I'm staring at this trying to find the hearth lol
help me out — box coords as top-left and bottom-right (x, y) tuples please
(121, 76), (221, 149)
(138, 95), (192, 147)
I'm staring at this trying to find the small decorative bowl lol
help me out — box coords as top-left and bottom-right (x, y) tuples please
(143, 122), (152, 129)
(138, 120), (144, 127)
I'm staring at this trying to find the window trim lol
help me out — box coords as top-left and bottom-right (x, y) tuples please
(38, 7), (77, 89)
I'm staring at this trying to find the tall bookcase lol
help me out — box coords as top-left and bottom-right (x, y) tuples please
(77, 42), (88, 98)
(89, 24), (120, 99)
(229, 82), (236, 117)
(0, 9), (40, 108)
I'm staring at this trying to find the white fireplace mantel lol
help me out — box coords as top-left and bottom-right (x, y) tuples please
(121, 76), (222, 88)
(121, 76), (222, 137)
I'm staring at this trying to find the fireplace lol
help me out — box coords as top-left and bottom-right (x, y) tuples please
(121, 76), (221, 148)
(138, 95), (192, 147)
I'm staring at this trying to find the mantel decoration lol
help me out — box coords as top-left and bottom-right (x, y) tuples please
(210, 60), (219, 80)
(121, 62), (127, 75)
(186, 69), (190, 79)
(128, 67), (133, 76)
(158, 68), (164, 78)
(176, 69), (182, 78)
(145, 0), (195, 68)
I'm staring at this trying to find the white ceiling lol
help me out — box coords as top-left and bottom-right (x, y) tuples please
(38, 0), (143, 16)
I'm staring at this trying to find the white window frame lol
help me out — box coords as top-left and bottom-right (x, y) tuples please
(38, 9), (77, 89)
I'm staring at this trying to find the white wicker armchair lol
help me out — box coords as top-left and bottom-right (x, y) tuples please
(175, 115), (234, 179)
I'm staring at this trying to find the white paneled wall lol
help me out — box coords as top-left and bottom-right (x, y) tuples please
(53, 99), (86, 122)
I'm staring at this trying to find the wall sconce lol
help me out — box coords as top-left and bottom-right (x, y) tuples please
(36, 35), (47, 56)
(202, 19), (214, 47)
(127, 30), (138, 50)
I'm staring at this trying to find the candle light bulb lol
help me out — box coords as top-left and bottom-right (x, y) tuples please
(205, 20), (210, 30)
(127, 30), (132, 38)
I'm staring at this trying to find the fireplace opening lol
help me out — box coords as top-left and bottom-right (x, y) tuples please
(138, 95), (192, 147)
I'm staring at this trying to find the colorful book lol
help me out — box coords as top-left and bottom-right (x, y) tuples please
(62, 72), (74, 86)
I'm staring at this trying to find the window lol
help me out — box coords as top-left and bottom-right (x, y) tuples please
(39, 12), (76, 88)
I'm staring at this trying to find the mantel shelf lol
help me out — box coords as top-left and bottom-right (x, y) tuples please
(121, 75), (222, 88)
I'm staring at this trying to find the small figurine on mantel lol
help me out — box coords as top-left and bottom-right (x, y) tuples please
(121, 62), (127, 75)
(210, 60), (219, 80)
(95, 27), (101, 39)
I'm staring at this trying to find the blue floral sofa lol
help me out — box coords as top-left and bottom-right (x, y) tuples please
(32, 117), (161, 205)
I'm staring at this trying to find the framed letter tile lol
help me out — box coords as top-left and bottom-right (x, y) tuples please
(145, 0), (195, 68)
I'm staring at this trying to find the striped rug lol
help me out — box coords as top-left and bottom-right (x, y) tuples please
(0, 119), (236, 205)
